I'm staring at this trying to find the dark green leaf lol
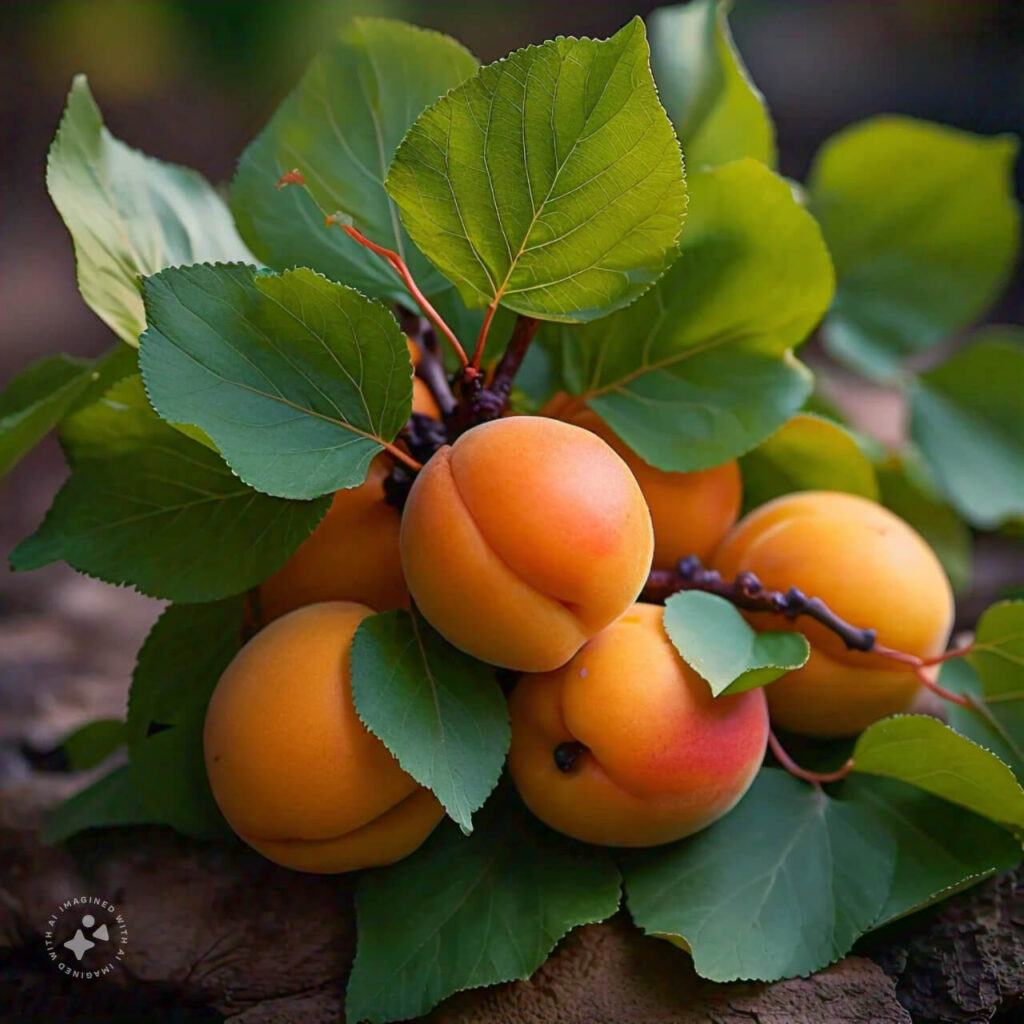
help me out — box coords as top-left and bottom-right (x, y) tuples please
(663, 591), (808, 696)
(649, 0), (775, 168)
(231, 18), (477, 305)
(42, 765), (156, 845)
(909, 330), (1024, 528)
(840, 775), (1021, 928)
(10, 376), (328, 602)
(386, 18), (687, 322)
(552, 158), (831, 470)
(876, 455), (972, 593)
(739, 413), (878, 513)
(350, 610), (509, 834)
(852, 714), (1024, 832)
(624, 769), (896, 981)
(346, 794), (620, 1023)
(0, 344), (136, 478)
(140, 264), (412, 500)
(63, 718), (125, 772)
(809, 117), (1020, 377)
(48, 76), (252, 345)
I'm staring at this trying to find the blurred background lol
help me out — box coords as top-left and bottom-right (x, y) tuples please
(0, 0), (1022, 760)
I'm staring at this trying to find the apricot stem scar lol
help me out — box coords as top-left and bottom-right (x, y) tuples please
(553, 741), (588, 773)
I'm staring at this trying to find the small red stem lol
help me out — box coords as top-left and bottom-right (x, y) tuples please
(381, 441), (422, 473)
(872, 645), (973, 708)
(472, 301), (499, 370)
(912, 663), (973, 709)
(768, 730), (854, 785)
(337, 224), (469, 368)
(921, 644), (975, 666)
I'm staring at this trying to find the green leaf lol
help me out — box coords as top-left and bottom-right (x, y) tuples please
(552, 158), (831, 470)
(63, 718), (125, 772)
(386, 17), (687, 322)
(909, 330), (1024, 528)
(0, 344), (136, 478)
(350, 610), (509, 834)
(840, 775), (1021, 928)
(809, 117), (1020, 378)
(127, 598), (245, 746)
(48, 75), (252, 346)
(42, 764), (157, 845)
(346, 793), (620, 1024)
(10, 376), (328, 602)
(231, 18), (478, 305)
(739, 413), (878, 513)
(876, 455), (972, 593)
(624, 768), (897, 981)
(663, 591), (808, 696)
(140, 264), (412, 500)
(648, 0), (775, 168)
(852, 714), (1024, 833)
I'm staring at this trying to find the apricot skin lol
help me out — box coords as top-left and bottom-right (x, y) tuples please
(508, 602), (768, 847)
(258, 343), (437, 623)
(712, 491), (954, 737)
(203, 602), (443, 873)
(400, 417), (654, 672)
(563, 406), (742, 569)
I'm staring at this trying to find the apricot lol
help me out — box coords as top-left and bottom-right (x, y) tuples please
(557, 404), (742, 568)
(508, 602), (768, 846)
(400, 416), (654, 671)
(258, 344), (438, 622)
(203, 602), (444, 872)
(712, 491), (954, 737)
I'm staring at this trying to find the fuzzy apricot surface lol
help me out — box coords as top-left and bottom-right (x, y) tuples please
(203, 602), (443, 872)
(713, 491), (954, 736)
(508, 602), (769, 846)
(400, 416), (654, 672)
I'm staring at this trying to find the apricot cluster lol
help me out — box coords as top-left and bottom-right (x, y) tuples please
(203, 389), (955, 874)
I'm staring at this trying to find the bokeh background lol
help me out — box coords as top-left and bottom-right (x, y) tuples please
(0, 0), (1022, 760)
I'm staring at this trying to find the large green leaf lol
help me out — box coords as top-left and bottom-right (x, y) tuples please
(346, 794), (620, 1024)
(552, 158), (831, 470)
(648, 0), (775, 168)
(624, 769), (897, 981)
(739, 413), (878, 513)
(350, 610), (510, 833)
(663, 591), (808, 696)
(852, 714), (1024, 833)
(62, 719), (126, 772)
(42, 764), (158, 845)
(909, 330), (1024, 528)
(9, 376), (328, 602)
(0, 345), (136, 478)
(140, 264), (412, 500)
(386, 18), (687, 322)
(48, 76), (252, 346)
(876, 454), (972, 593)
(809, 117), (1020, 377)
(841, 776), (1021, 928)
(231, 18), (477, 304)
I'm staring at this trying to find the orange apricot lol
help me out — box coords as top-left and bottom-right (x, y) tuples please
(400, 416), (654, 671)
(203, 601), (443, 872)
(508, 602), (768, 846)
(712, 491), (955, 737)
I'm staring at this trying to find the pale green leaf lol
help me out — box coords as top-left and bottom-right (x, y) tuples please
(386, 17), (687, 321)
(663, 591), (808, 696)
(42, 765), (156, 845)
(140, 264), (413, 500)
(231, 18), (477, 304)
(350, 610), (509, 833)
(809, 117), (1020, 377)
(48, 75), (252, 346)
(649, 0), (775, 168)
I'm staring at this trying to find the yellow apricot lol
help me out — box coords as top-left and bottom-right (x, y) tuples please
(258, 348), (439, 623)
(203, 602), (443, 872)
(400, 416), (654, 671)
(508, 602), (768, 846)
(713, 491), (954, 736)
(559, 405), (742, 568)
